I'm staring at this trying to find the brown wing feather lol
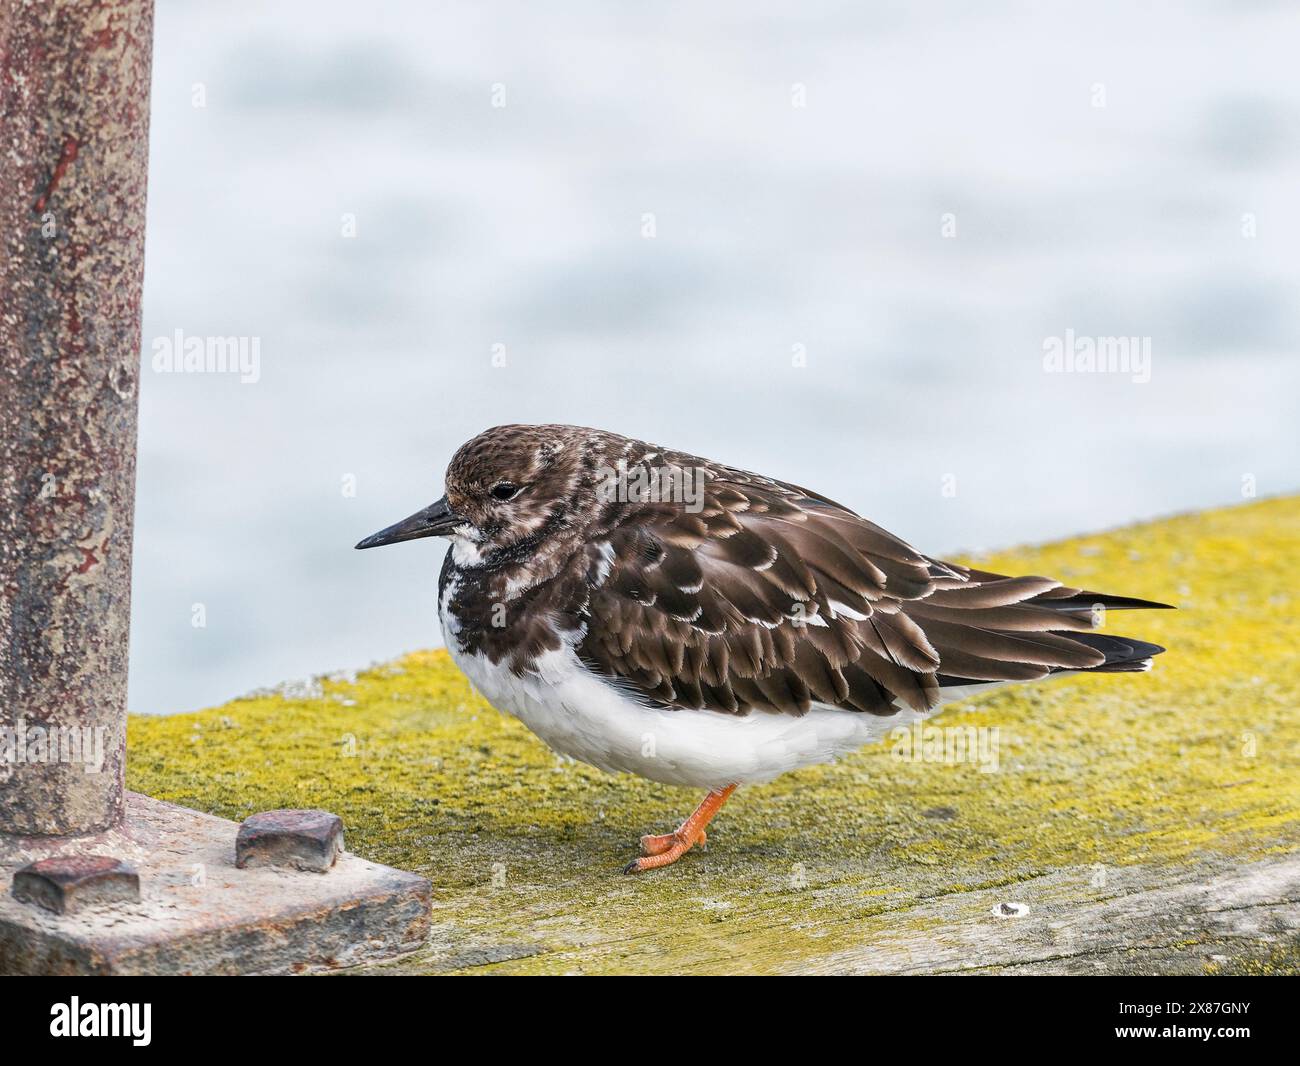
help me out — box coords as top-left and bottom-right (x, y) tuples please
(576, 463), (1167, 719)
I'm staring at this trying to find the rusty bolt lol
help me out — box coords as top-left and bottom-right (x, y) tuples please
(12, 855), (140, 914)
(235, 809), (344, 873)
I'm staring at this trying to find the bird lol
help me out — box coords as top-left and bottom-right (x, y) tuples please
(356, 424), (1170, 873)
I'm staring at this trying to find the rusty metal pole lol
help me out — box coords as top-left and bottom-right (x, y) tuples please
(0, 0), (430, 975)
(0, 0), (153, 835)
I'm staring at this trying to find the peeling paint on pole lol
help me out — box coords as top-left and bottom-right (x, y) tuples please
(0, 0), (154, 834)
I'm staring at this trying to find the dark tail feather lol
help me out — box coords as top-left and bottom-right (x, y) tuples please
(1035, 590), (1176, 612)
(1059, 631), (1166, 673)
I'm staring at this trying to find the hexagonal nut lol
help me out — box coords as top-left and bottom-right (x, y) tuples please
(12, 855), (140, 914)
(235, 809), (344, 873)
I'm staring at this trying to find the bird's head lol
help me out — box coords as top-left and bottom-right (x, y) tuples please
(355, 424), (641, 570)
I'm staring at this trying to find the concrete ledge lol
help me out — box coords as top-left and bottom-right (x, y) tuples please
(125, 497), (1299, 974)
(0, 793), (430, 975)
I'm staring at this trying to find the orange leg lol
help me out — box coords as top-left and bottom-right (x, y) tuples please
(625, 784), (737, 874)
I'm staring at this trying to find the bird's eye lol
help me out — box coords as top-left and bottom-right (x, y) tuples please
(489, 482), (523, 502)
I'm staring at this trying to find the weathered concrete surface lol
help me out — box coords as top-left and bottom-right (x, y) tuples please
(790, 854), (1300, 975)
(126, 497), (1300, 974)
(0, 793), (430, 974)
(0, 0), (154, 833)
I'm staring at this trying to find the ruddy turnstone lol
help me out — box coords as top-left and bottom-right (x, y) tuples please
(357, 424), (1169, 873)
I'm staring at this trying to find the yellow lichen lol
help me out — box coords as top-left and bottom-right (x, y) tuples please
(127, 497), (1300, 974)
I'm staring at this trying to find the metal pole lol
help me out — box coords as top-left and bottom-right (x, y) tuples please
(0, 0), (154, 835)
(0, 2), (430, 973)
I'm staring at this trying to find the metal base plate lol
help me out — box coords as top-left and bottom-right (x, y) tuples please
(0, 793), (430, 975)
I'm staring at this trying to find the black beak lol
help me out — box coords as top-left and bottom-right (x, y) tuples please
(355, 496), (463, 549)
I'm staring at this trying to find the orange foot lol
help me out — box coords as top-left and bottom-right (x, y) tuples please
(623, 784), (737, 874)
(640, 828), (706, 856)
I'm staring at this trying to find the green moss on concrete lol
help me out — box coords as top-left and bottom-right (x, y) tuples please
(128, 497), (1300, 974)
(1204, 941), (1300, 976)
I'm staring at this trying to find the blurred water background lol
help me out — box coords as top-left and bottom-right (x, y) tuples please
(132, 1), (1300, 713)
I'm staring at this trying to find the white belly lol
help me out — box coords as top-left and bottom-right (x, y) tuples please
(443, 638), (957, 790)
